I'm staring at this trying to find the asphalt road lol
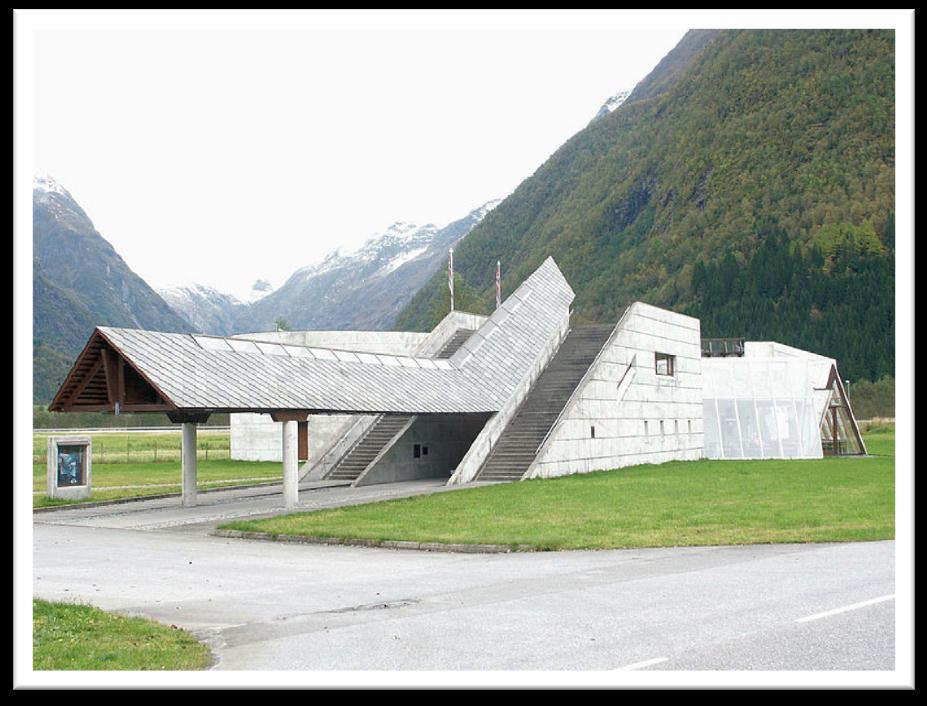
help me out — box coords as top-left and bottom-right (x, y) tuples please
(32, 482), (895, 672)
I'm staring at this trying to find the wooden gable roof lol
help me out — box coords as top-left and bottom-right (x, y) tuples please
(48, 329), (175, 414)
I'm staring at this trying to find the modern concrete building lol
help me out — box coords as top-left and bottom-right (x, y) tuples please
(50, 258), (865, 508)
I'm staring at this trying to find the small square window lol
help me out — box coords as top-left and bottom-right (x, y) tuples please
(422, 446), (429, 456)
(655, 352), (675, 376)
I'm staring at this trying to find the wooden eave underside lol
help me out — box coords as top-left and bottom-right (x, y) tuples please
(48, 329), (176, 414)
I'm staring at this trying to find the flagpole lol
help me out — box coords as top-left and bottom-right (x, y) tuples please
(448, 248), (455, 312)
(496, 260), (501, 309)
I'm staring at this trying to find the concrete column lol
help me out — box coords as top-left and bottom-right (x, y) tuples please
(182, 422), (198, 507)
(282, 420), (299, 509)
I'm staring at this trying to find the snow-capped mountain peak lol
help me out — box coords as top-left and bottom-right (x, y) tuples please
(32, 174), (94, 232)
(159, 282), (243, 306)
(158, 282), (247, 334)
(592, 90), (631, 121)
(233, 198), (500, 332)
(33, 174), (73, 198)
(475, 198), (502, 219)
(385, 221), (420, 238)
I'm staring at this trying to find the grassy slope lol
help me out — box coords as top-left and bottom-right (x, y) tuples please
(33, 600), (210, 671)
(223, 432), (894, 551)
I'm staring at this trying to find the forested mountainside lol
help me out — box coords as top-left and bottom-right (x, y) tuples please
(396, 29), (894, 384)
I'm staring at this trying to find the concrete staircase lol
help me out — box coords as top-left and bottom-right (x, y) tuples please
(436, 329), (474, 358)
(325, 328), (474, 483)
(475, 324), (614, 482)
(326, 415), (414, 482)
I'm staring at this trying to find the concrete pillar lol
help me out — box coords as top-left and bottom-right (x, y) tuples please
(182, 422), (198, 507)
(282, 420), (299, 509)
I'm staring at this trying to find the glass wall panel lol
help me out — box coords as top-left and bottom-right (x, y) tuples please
(757, 400), (780, 456)
(718, 399), (743, 458)
(737, 400), (763, 457)
(796, 399), (821, 457)
(703, 399), (723, 457)
(835, 407), (863, 455)
(776, 400), (800, 456)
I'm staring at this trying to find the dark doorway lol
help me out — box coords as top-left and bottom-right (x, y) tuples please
(298, 421), (309, 461)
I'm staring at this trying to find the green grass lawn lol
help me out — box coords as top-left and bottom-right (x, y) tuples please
(33, 459), (281, 508)
(222, 431), (895, 551)
(33, 600), (210, 671)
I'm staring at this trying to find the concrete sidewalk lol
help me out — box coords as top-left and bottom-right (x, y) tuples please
(33, 478), (466, 533)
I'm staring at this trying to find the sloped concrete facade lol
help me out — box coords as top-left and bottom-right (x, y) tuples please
(525, 302), (703, 480)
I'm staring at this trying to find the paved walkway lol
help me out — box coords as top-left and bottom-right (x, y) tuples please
(33, 479), (465, 533)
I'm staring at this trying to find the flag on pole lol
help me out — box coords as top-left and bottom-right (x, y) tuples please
(448, 247), (455, 312)
(495, 260), (501, 309)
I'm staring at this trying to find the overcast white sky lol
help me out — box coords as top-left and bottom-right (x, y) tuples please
(31, 11), (688, 299)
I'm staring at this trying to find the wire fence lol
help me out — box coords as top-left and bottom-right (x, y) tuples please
(33, 437), (232, 465)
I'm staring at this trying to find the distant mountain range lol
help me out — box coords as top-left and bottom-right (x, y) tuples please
(157, 283), (245, 337)
(32, 174), (499, 401)
(229, 201), (499, 334)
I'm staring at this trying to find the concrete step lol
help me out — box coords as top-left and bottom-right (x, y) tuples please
(436, 329), (476, 358)
(475, 324), (613, 482)
(326, 414), (414, 482)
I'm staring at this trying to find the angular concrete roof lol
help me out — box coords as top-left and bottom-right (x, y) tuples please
(51, 258), (574, 415)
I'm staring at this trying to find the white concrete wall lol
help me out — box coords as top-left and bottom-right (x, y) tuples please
(526, 302), (703, 480)
(231, 330), (429, 356)
(229, 413), (280, 462)
(230, 411), (373, 464)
